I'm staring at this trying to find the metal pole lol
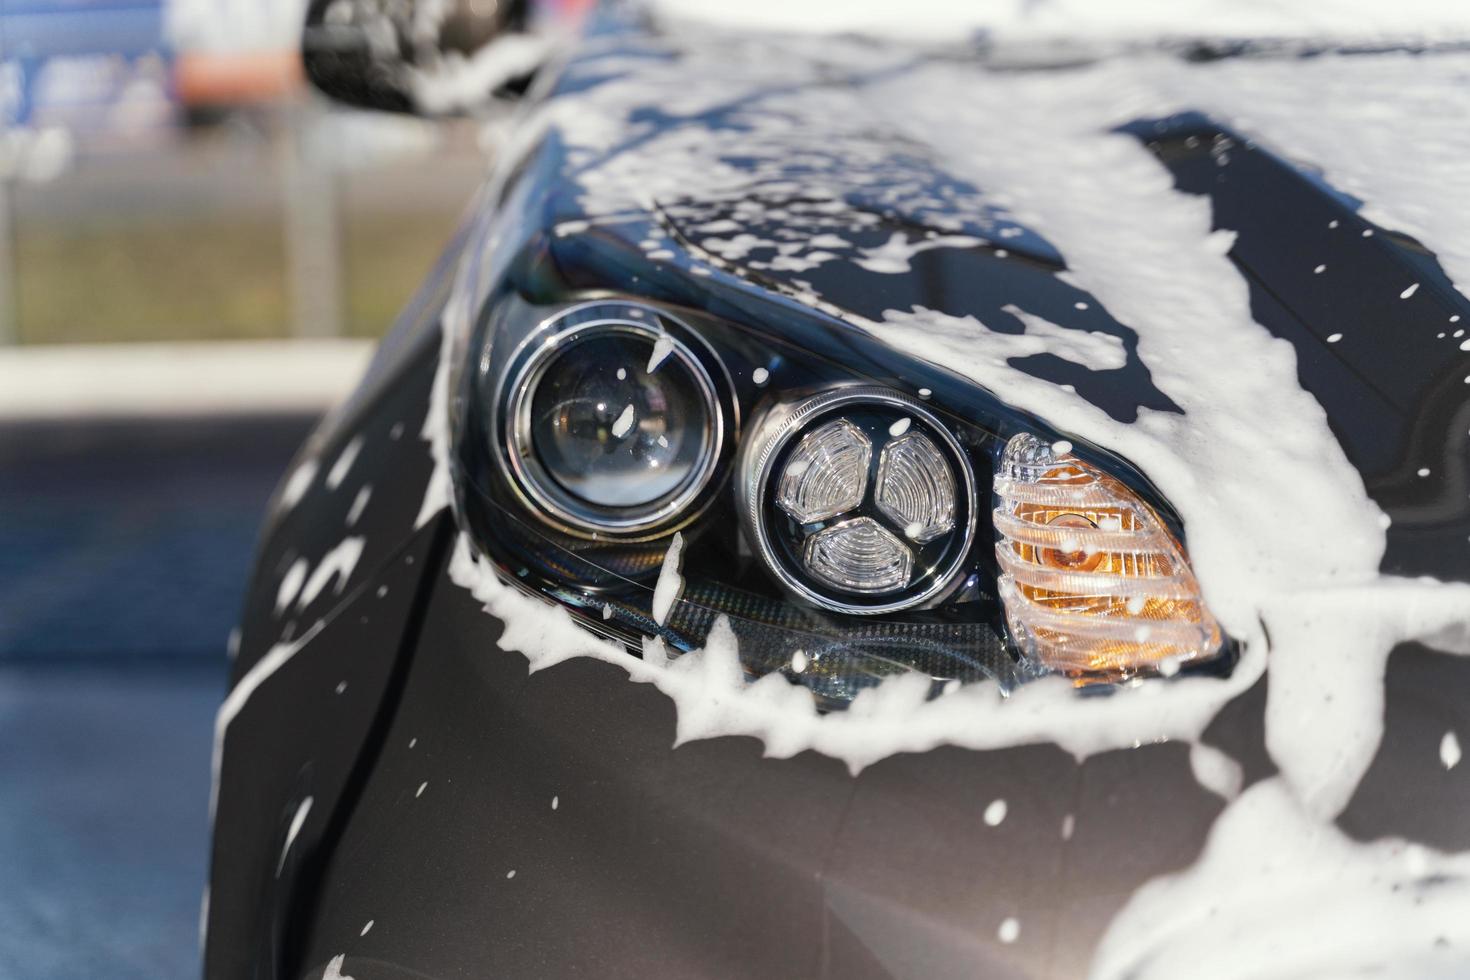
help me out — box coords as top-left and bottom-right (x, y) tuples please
(280, 102), (344, 338)
(0, 175), (16, 345)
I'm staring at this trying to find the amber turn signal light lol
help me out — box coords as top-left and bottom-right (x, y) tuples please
(992, 433), (1223, 680)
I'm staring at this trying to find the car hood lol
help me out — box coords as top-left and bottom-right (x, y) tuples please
(639, 0), (1470, 48)
(526, 16), (1469, 581)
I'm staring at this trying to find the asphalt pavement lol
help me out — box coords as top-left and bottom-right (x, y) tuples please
(0, 413), (316, 980)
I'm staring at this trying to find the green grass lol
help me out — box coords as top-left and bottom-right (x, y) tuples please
(14, 208), (460, 345)
(342, 209), (461, 339)
(17, 216), (288, 344)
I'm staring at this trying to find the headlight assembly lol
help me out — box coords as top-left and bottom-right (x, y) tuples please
(495, 301), (735, 538)
(739, 387), (977, 615)
(456, 290), (1229, 708)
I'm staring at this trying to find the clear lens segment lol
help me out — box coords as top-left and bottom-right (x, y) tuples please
(776, 418), (872, 524)
(804, 517), (914, 593)
(993, 433), (1223, 679)
(875, 431), (957, 543)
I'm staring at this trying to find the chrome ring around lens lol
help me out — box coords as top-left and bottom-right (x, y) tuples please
(499, 302), (729, 539)
(741, 386), (977, 615)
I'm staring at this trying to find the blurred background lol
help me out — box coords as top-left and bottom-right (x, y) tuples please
(0, 1), (493, 976)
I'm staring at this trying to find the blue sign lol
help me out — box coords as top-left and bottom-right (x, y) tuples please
(2, 0), (168, 126)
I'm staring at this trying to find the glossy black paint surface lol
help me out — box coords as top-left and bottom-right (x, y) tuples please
(292, 537), (1228, 980)
(208, 13), (1470, 980)
(209, 523), (447, 980)
(1125, 112), (1470, 579)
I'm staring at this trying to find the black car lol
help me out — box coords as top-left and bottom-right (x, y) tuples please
(206, 4), (1470, 978)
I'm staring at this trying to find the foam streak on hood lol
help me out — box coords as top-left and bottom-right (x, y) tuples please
(1094, 776), (1470, 980)
(641, 0), (1470, 47)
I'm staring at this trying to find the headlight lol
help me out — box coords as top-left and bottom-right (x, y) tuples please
(457, 290), (1229, 707)
(497, 302), (732, 538)
(740, 387), (976, 615)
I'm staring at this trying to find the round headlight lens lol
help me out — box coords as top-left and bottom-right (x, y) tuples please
(504, 309), (726, 537)
(529, 332), (711, 507)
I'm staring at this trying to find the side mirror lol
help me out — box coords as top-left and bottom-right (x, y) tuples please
(302, 0), (536, 113)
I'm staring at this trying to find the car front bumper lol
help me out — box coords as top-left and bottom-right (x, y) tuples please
(206, 327), (1470, 980)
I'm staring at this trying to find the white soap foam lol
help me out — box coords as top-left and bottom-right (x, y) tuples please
(279, 459), (318, 511)
(646, 334), (676, 373)
(198, 885), (210, 954)
(611, 404), (636, 438)
(1093, 778), (1470, 980)
(298, 537), (366, 610)
(1260, 579), (1470, 818)
(1189, 741), (1243, 801)
(276, 559), (308, 615)
(347, 486), (372, 527)
(1442, 730), (1462, 770)
(326, 436), (363, 491)
(1163, 51), (1470, 301)
(643, 1), (1470, 47)
(407, 32), (552, 115)
(651, 532), (685, 627)
(276, 796), (313, 877)
(856, 231), (985, 273)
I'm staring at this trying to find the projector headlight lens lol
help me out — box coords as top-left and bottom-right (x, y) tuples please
(503, 308), (726, 537)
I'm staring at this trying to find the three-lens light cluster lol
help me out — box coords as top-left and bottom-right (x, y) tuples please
(492, 300), (1223, 680)
(739, 387), (976, 615)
